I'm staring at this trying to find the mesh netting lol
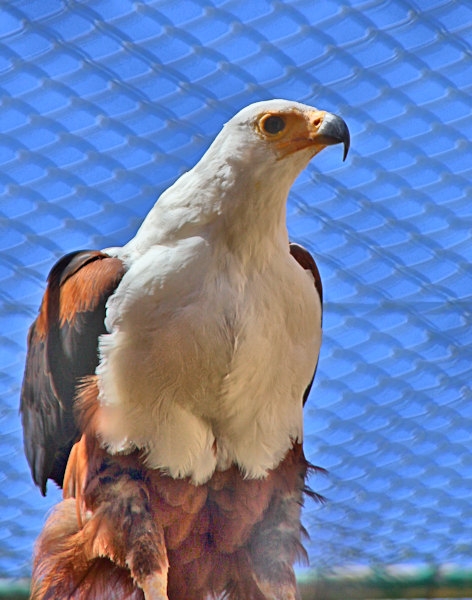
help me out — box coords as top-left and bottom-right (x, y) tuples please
(1, 0), (471, 579)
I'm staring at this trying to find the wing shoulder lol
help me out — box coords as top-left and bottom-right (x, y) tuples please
(20, 250), (125, 495)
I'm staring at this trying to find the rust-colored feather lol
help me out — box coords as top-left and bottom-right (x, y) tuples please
(34, 423), (312, 599)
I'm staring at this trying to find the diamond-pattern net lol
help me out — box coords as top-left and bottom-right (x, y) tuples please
(1, 0), (471, 579)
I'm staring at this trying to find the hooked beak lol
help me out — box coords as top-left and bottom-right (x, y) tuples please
(312, 111), (350, 161)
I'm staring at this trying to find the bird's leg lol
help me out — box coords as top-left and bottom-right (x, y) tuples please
(75, 474), (171, 600)
(81, 456), (170, 598)
(248, 481), (307, 599)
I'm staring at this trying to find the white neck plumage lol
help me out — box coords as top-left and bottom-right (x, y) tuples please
(121, 131), (305, 266)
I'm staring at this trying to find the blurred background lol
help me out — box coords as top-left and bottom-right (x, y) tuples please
(1, 0), (471, 597)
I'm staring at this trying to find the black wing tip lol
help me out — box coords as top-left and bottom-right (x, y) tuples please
(27, 452), (48, 496)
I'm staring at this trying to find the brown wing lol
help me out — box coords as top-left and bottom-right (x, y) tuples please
(289, 242), (323, 406)
(20, 250), (126, 495)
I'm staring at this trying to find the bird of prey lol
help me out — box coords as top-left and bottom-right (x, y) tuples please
(21, 99), (349, 600)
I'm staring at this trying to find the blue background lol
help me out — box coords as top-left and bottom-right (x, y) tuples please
(0, 0), (471, 579)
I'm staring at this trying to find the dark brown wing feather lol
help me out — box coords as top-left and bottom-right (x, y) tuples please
(20, 250), (126, 495)
(289, 242), (323, 405)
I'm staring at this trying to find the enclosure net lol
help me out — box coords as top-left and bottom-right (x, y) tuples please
(0, 0), (470, 579)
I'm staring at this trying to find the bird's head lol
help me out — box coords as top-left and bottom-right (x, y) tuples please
(213, 99), (350, 175)
(130, 100), (349, 255)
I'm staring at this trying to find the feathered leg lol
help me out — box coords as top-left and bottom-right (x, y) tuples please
(82, 462), (170, 599)
(31, 433), (169, 600)
(246, 448), (312, 600)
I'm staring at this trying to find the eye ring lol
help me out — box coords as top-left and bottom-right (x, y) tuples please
(260, 115), (286, 135)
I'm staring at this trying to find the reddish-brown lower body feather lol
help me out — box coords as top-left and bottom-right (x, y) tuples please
(31, 379), (314, 599)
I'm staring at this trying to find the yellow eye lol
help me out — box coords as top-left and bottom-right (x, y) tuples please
(260, 115), (286, 135)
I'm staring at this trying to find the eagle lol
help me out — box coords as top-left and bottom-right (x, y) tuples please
(20, 99), (349, 600)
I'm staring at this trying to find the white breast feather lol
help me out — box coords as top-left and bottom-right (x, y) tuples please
(96, 241), (320, 484)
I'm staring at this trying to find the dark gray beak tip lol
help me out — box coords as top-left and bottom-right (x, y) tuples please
(343, 137), (350, 162)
